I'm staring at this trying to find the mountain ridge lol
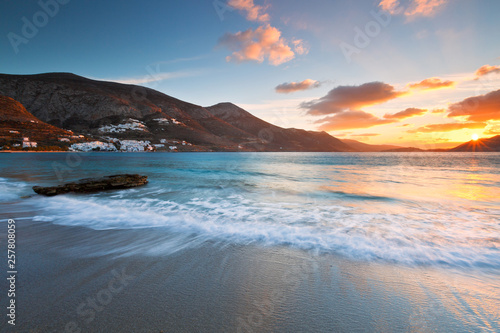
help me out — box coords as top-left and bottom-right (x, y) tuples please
(2, 73), (499, 153)
(449, 135), (500, 152)
(0, 73), (353, 152)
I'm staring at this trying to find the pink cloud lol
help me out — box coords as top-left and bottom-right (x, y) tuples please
(228, 0), (269, 22)
(315, 110), (396, 131)
(301, 82), (407, 115)
(292, 39), (309, 55)
(405, 0), (448, 16)
(447, 89), (500, 122)
(379, 0), (447, 18)
(218, 25), (295, 66)
(379, 0), (402, 14)
(475, 64), (500, 79)
(275, 79), (320, 94)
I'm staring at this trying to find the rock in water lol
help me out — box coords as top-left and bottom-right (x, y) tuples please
(33, 174), (148, 196)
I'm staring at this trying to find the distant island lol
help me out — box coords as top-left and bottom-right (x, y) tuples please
(1, 73), (499, 153)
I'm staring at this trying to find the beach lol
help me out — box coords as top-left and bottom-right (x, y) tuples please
(0, 218), (498, 332)
(1, 152), (499, 332)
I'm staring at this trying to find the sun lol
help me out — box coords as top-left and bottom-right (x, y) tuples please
(472, 134), (479, 141)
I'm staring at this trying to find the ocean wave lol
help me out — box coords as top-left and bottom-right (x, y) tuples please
(30, 193), (500, 270)
(0, 177), (31, 202)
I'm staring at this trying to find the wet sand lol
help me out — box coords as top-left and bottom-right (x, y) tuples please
(1, 219), (499, 332)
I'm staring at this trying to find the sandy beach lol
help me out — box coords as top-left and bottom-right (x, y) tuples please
(1, 217), (498, 332)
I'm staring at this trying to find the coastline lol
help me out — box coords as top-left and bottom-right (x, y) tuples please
(1, 218), (498, 332)
(1, 152), (499, 332)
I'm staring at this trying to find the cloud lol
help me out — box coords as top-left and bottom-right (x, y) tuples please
(432, 108), (446, 114)
(275, 79), (321, 94)
(315, 111), (396, 131)
(475, 64), (500, 79)
(379, 0), (447, 18)
(228, 0), (269, 22)
(220, 1), (308, 67)
(218, 25), (295, 66)
(384, 107), (427, 120)
(447, 89), (500, 122)
(379, 0), (401, 14)
(301, 82), (407, 115)
(333, 132), (353, 137)
(101, 70), (204, 85)
(407, 122), (487, 133)
(408, 77), (455, 90)
(351, 133), (381, 137)
(292, 39), (309, 55)
(484, 125), (500, 136)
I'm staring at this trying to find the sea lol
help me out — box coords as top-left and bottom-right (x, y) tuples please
(1, 152), (499, 271)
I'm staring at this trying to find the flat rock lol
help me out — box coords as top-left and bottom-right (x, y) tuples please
(33, 174), (148, 196)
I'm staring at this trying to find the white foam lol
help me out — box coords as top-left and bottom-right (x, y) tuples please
(0, 177), (30, 202)
(30, 193), (500, 269)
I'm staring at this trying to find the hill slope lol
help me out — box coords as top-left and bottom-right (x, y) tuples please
(340, 139), (402, 152)
(0, 73), (353, 152)
(206, 103), (354, 152)
(0, 95), (72, 148)
(449, 135), (500, 152)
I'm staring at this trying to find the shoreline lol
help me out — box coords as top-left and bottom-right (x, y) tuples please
(2, 150), (495, 154)
(0, 218), (498, 332)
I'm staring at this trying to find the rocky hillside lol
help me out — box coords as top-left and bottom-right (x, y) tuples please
(206, 103), (354, 151)
(0, 73), (354, 152)
(449, 135), (500, 152)
(0, 95), (73, 150)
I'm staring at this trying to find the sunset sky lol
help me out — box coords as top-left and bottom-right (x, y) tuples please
(2, 0), (500, 148)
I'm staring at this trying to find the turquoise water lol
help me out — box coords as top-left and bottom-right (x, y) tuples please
(1, 152), (499, 270)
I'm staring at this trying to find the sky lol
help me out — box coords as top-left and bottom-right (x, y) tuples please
(1, 0), (500, 148)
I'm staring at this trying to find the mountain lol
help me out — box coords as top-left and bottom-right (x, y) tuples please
(382, 147), (424, 152)
(206, 103), (354, 152)
(0, 95), (72, 149)
(340, 139), (403, 152)
(0, 73), (353, 152)
(449, 135), (500, 152)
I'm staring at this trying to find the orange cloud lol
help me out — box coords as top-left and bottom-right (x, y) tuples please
(484, 125), (500, 136)
(315, 111), (396, 131)
(379, 0), (447, 17)
(228, 0), (269, 22)
(275, 79), (320, 94)
(301, 82), (406, 115)
(407, 122), (486, 133)
(351, 133), (381, 137)
(384, 107), (427, 119)
(432, 108), (446, 114)
(408, 77), (455, 90)
(475, 64), (500, 79)
(219, 25), (295, 65)
(447, 89), (500, 122)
